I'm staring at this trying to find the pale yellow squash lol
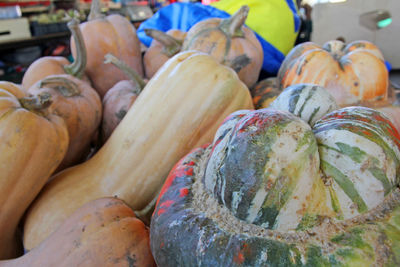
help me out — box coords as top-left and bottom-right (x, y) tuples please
(23, 51), (254, 250)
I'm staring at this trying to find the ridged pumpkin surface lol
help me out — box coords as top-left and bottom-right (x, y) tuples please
(0, 82), (68, 259)
(23, 51), (254, 250)
(278, 40), (388, 107)
(151, 106), (400, 266)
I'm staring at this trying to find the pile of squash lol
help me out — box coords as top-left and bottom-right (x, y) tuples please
(0, 2), (399, 266)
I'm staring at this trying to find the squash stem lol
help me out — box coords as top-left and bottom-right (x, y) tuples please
(104, 53), (146, 92)
(64, 18), (87, 79)
(144, 29), (182, 57)
(88, 0), (105, 21)
(219, 5), (249, 38)
(19, 93), (52, 111)
(39, 77), (81, 97)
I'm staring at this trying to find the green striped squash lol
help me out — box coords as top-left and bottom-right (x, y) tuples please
(204, 108), (332, 231)
(313, 106), (400, 219)
(269, 83), (338, 126)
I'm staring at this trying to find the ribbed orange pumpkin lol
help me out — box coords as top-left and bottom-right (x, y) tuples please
(0, 82), (68, 259)
(278, 40), (388, 107)
(22, 19), (90, 89)
(0, 198), (155, 266)
(143, 29), (186, 79)
(26, 74), (101, 171)
(182, 5), (263, 88)
(70, 0), (143, 98)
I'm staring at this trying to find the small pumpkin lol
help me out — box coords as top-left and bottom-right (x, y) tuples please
(182, 5), (263, 88)
(151, 106), (400, 266)
(26, 74), (101, 171)
(22, 19), (90, 89)
(0, 198), (155, 266)
(101, 53), (146, 143)
(250, 77), (281, 109)
(23, 51), (254, 250)
(143, 28), (186, 79)
(0, 82), (68, 260)
(278, 40), (389, 107)
(70, 0), (143, 98)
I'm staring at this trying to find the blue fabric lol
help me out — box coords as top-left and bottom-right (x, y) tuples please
(137, 3), (286, 74)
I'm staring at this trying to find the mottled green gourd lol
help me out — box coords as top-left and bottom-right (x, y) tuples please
(151, 103), (400, 266)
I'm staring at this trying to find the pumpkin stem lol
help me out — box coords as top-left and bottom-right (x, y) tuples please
(19, 92), (52, 111)
(88, 0), (105, 21)
(229, 54), (251, 73)
(64, 18), (87, 79)
(144, 29), (182, 57)
(219, 5), (249, 38)
(104, 53), (146, 92)
(39, 77), (81, 97)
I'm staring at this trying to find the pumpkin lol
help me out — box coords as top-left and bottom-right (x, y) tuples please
(0, 82), (68, 260)
(150, 104), (400, 266)
(26, 74), (101, 171)
(0, 198), (155, 266)
(250, 77), (281, 109)
(143, 29), (186, 79)
(101, 53), (146, 143)
(22, 18), (90, 89)
(182, 5), (263, 88)
(70, 0), (143, 98)
(23, 51), (254, 250)
(277, 40), (389, 107)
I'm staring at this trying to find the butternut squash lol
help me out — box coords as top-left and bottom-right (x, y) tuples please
(23, 51), (254, 250)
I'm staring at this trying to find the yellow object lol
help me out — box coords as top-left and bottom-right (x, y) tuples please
(211, 0), (299, 55)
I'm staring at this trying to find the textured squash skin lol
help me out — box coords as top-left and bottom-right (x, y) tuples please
(151, 145), (400, 267)
(151, 107), (400, 266)
(71, 14), (143, 98)
(23, 51), (254, 250)
(0, 198), (155, 267)
(0, 82), (68, 260)
(27, 75), (101, 171)
(277, 40), (388, 107)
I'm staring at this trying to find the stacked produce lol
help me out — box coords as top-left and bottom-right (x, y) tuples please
(0, 2), (399, 267)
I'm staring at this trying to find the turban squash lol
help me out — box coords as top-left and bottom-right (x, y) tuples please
(23, 51), (254, 250)
(151, 86), (400, 266)
(278, 40), (389, 107)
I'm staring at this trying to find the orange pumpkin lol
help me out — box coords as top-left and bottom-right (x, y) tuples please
(0, 82), (68, 259)
(250, 77), (281, 109)
(70, 0), (143, 98)
(278, 40), (389, 107)
(182, 5), (263, 88)
(26, 75), (101, 171)
(143, 29), (186, 79)
(0, 198), (155, 266)
(101, 53), (146, 143)
(22, 19), (90, 89)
